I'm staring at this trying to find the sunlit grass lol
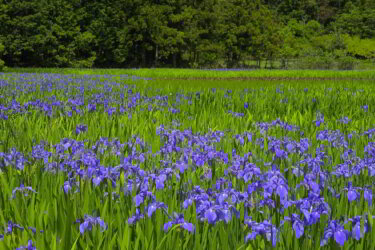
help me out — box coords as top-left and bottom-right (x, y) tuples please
(3, 68), (375, 79)
(0, 71), (375, 249)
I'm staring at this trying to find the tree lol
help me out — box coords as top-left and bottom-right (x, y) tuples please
(0, 43), (5, 70)
(0, 0), (45, 67)
(332, 2), (375, 38)
(216, 0), (256, 68)
(343, 35), (375, 60)
(187, 0), (223, 68)
(0, 0), (374, 68)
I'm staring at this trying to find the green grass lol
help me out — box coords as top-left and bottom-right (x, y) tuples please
(0, 70), (375, 249)
(3, 67), (375, 79)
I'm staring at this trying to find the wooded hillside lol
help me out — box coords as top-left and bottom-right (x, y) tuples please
(0, 0), (374, 69)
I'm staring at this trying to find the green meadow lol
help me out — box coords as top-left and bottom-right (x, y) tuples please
(4, 68), (375, 79)
(0, 69), (375, 249)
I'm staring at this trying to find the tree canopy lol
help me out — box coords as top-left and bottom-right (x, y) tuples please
(0, 0), (374, 69)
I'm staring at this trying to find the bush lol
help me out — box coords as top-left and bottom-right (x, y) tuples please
(71, 56), (97, 68)
(337, 56), (357, 70)
(300, 55), (335, 69)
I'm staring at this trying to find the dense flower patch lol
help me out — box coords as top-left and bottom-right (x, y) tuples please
(0, 72), (375, 249)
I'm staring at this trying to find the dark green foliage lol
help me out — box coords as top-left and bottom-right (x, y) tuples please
(0, 0), (374, 69)
(0, 43), (4, 70)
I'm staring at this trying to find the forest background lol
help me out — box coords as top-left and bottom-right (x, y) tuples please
(0, 0), (374, 70)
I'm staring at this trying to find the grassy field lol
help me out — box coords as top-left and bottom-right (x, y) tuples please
(0, 69), (375, 249)
(3, 67), (375, 79)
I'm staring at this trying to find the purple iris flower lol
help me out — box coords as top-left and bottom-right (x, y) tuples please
(155, 174), (167, 190)
(63, 180), (73, 194)
(228, 110), (244, 117)
(263, 172), (289, 201)
(15, 240), (36, 250)
(361, 105), (368, 112)
(245, 219), (279, 247)
(183, 197), (194, 209)
(177, 161), (188, 174)
(11, 184), (37, 199)
(147, 201), (167, 217)
(348, 216), (369, 241)
(31, 143), (51, 164)
(342, 182), (361, 202)
(42, 103), (52, 117)
(87, 103), (96, 112)
(338, 116), (351, 124)
(92, 168), (117, 188)
(244, 132), (252, 142)
(1, 148), (28, 171)
(364, 187), (372, 206)
(75, 124), (87, 135)
(164, 213), (195, 233)
(234, 134), (244, 145)
(320, 220), (350, 246)
(364, 141), (375, 156)
(314, 112), (324, 127)
(0, 112), (8, 120)
(134, 190), (155, 207)
(284, 214), (304, 239)
(128, 208), (144, 225)
(274, 147), (288, 159)
(276, 184), (288, 201)
(77, 215), (107, 234)
(247, 181), (262, 195)
(295, 195), (330, 226)
(71, 106), (81, 115)
(6, 220), (24, 233)
(326, 186), (340, 200)
(297, 174), (320, 194)
(106, 107), (116, 116)
(28, 226), (44, 234)
(285, 142), (295, 153)
(204, 208), (217, 224)
(237, 163), (261, 183)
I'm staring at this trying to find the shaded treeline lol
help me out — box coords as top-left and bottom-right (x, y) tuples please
(0, 0), (374, 69)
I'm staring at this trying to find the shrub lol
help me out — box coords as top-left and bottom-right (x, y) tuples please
(337, 56), (357, 70)
(300, 55), (335, 69)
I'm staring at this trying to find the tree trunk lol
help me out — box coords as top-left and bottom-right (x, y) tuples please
(173, 53), (176, 68)
(141, 47), (146, 67)
(154, 45), (159, 67)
